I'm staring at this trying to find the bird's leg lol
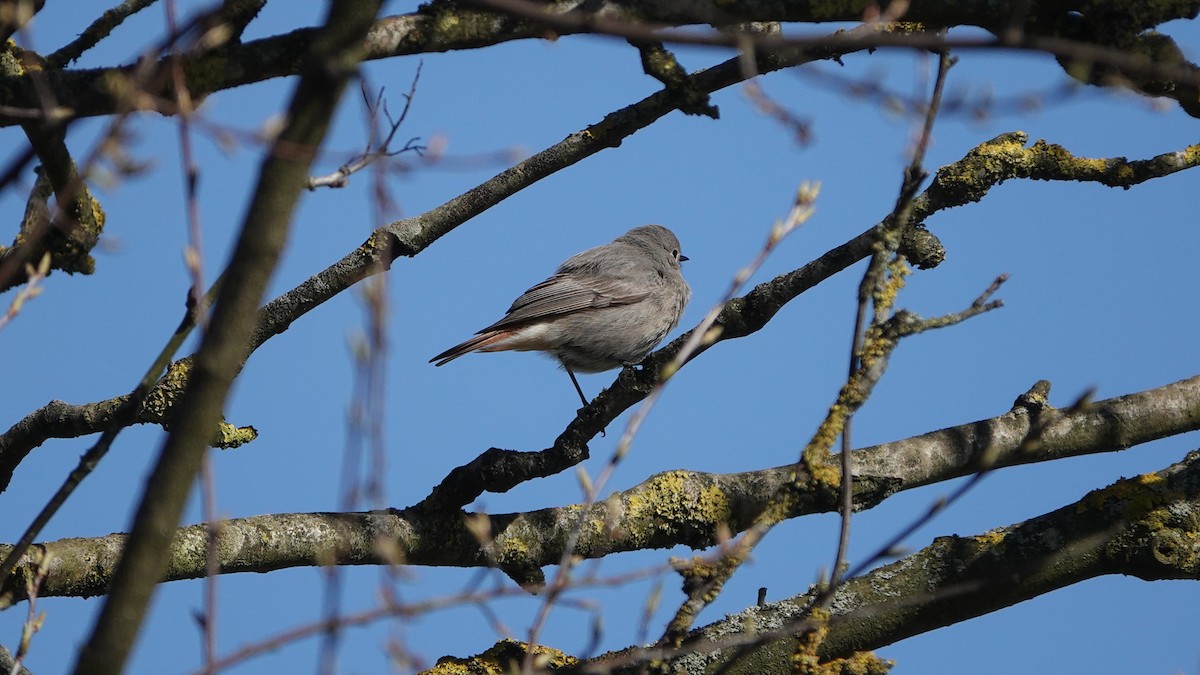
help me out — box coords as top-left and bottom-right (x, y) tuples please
(568, 365), (609, 432)
(566, 367), (590, 409)
(566, 367), (606, 436)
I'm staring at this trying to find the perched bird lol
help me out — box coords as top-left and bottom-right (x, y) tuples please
(431, 225), (691, 407)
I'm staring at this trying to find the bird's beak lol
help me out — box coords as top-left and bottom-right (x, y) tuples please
(679, 254), (689, 262)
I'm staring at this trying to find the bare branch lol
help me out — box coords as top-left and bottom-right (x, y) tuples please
(2, 2), (1198, 127)
(46, 0), (160, 68)
(306, 63), (425, 190)
(1, 374), (1196, 605)
(70, 2), (386, 671)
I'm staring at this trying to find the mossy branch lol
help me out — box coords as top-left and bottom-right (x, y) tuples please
(0, 43), (105, 291)
(0, 374), (1195, 604)
(1, 1), (1197, 126)
(607, 448), (1200, 674)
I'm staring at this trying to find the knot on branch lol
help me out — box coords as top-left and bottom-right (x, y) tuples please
(899, 226), (945, 269)
(141, 358), (256, 448)
(633, 41), (719, 119)
(1012, 379), (1053, 412)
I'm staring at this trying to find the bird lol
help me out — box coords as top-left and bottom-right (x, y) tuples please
(430, 224), (691, 407)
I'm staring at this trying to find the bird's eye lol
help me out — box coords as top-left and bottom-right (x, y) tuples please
(672, 249), (680, 260)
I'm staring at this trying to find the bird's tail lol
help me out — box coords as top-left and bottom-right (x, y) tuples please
(429, 331), (511, 366)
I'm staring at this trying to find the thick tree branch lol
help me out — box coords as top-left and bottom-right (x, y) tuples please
(0, 1), (1197, 126)
(471, 0), (1200, 115)
(2, 375), (1195, 604)
(613, 447), (1200, 674)
(68, 2), (385, 673)
(0, 43), (105, 291)
(0, 359), (255, 493)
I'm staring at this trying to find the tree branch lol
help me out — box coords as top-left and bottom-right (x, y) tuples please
(0, 43), (105, 291)
(1, 1), (1197, 126)
(46, 0), (160, 68)
(614, 447), (1200, 673)
(2, 375), (1195, 604)
(68, 1), (385, 673)
(0, 0), (45, 43)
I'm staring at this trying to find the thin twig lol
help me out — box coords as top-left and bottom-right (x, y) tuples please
(46, 0), (161, 68)
(831, 47), (954, 590)
(0, 253), (48, 331)
(8, 553), (48, 675)
(306, 62), (425, 190)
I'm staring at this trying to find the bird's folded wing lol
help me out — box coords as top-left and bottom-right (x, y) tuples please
(482, 273), (651, 332)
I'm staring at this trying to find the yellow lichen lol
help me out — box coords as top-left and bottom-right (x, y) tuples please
(423, 638), (577, 674)
(140, 359), (256, 448)
(792, 606), (893, 674)
(1077, 473), (1174, 518)
(495, 535), (530, 567)
(142, 359), (193, 421)
(971, 529), (1007, 555)
(214, 422), (257, 449)
(878, 258), (910, 306)
(806, 453), (842, 492)
(674, 554), (741, 602)
(622, 471), (732, 545)
(1, 40), (27, 75)
(1180, 144), (1200, 164)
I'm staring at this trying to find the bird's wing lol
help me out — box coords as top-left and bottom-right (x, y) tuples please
(481, 270), (653, 332)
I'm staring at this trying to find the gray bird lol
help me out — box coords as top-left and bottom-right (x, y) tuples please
(430, 224), (691, 407)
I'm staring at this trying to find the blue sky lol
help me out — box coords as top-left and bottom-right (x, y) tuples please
(2, 2), (1198, 673)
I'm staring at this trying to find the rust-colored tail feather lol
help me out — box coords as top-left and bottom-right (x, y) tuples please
(430, 331), (510, 367)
